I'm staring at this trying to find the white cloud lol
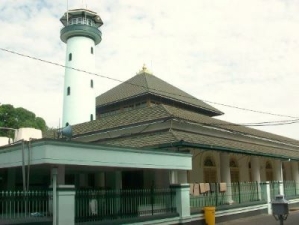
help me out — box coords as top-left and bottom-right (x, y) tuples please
(0, 0), (299, 140)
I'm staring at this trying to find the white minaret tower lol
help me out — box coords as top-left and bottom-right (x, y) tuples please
(60, 9), (103, 126)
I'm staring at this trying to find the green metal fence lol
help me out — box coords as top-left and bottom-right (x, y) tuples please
(283, 180), (298, 199)
(0, 190), (51, 220)
(190, 182), (265, 210)
(75, 188), (176, 223)
(259, 182), (268, 202)
(270, 181), (280, 200)
(231, 182), (260, 203)
(269, 181), (299, 200)
(190, 181), (299, 211)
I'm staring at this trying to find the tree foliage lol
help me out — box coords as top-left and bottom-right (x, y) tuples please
(0, 104), (48, 137)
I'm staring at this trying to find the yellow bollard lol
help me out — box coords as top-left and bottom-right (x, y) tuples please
(204, 207), (215, 225)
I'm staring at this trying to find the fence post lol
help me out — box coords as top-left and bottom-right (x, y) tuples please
(151, 185), (154, 215)
(238, 182), (241, 204)
(215, 183), (218, 206)
(170, 184), (190, 219)
(57, 185), (75, 225)
(256, 181), (259, 200)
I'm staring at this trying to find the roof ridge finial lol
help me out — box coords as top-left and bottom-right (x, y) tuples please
(137, 64), (152, 75)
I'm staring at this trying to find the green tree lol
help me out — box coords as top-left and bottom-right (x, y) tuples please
(0, 104), (48, 137)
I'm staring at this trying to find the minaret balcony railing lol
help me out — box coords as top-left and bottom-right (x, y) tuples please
(60, 24), (102, 44)
(67, 17), (96, 27)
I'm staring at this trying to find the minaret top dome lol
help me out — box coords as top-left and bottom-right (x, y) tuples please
(137, 64), (152, 75)
(60, 8), (103, 28)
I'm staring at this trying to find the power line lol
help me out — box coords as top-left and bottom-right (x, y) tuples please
(1, 47), (298, 120)
(202, 100), (299, 119)
(200, 118), (299, 127)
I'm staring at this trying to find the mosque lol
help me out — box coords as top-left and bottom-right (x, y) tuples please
(54, 8), (299, 190)
(0, 6), (299, 225)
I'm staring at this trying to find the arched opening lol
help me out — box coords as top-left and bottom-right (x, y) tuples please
(282, 163), (286, 181)
(90, 114), (93, 121)
(203, 156), (217, 183)
(91, 47), (93, 54)
(67, 87), (71, 96)
(266, 161), (273, 181)
(248, 161), (252, 182)
(69, 53), (72, 61)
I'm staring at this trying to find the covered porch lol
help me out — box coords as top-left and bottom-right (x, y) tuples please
(0, 139), (192, 224)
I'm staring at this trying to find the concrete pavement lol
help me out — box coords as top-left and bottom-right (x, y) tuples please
(218, 210), (299, 225)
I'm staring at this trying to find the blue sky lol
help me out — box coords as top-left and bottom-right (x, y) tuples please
(0, 0), (299, 139)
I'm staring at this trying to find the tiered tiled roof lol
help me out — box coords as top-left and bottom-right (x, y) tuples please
(44, 104), (299, 160)
(96, 71), (223, 116)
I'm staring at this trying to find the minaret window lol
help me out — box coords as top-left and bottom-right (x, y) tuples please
(91, 47), (93, 54)
(90, 79), (94, 88)
(69, 53), (72, 61)
(67, 87), (71, 95)
(90, 114), (93, 121)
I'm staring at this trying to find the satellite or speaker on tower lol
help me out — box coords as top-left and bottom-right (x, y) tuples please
(57, 125), (73, 140)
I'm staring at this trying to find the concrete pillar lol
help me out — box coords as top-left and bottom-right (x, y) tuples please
(274, 160), (282, 181)
(170, 184), (190, 219)
(115, 171), (122, 189)
(79, 174), (88, 188)
(143, 170), (154, 189)
(51, 168), (57, 225)
(252, 156), (261, 199)
(238, 156), (250, 182)
(274, 160), (284, 195)
(291, 161), (299, 193)
(260, 160), (266, 182)
(178, 170), (188, 183)
(105, 171), (122, 216)
(190, 151), (201, 183)
(114, 171), (122, 216)
(220, 152), (233, 204)
(57, 185), (75, 225)
(6, 168), (16, 190)
(169, 170), (178, 184)
(265, 181), (272, 215)
(95, 172), (105, 188)
(154, 170), (168, 188)
(105, 171), (122, 189)
(283, 162), (292, 180)
(251, 157), (261, 183)
(57, 165), (65, 185)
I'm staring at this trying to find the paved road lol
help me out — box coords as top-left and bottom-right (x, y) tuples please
(218, 210), (299, 225)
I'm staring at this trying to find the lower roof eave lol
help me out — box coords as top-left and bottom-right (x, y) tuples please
(155, 141), (299, 161)
(0, 139), (192, 170)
